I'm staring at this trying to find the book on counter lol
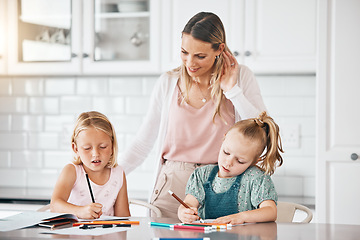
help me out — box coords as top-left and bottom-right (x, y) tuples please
(38, 213), (79, 230)
(0, 210), (133, 232)
(38, 213), (137, 230)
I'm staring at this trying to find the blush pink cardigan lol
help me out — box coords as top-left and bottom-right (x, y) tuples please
(119, 65), (267, 198)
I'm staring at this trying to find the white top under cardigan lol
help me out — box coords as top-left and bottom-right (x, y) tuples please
(118, 65), (267, 198)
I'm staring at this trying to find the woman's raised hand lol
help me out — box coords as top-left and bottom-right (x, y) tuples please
(220, 51), (239, 92)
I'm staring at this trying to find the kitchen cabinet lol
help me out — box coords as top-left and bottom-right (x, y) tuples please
(6, 0), (160, 75)
(316, 0), (360, 224)
(82, 0), (160, 74)
(7, 0), (82, 75)
(161, 0), (317, 74)
(0, 0), (7, 74)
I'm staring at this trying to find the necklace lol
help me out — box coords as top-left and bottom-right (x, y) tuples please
(195, 81), (207, 103)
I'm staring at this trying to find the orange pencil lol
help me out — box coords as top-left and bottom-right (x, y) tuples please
(73, 220), (139, 227)
(168, 190), (204, 223)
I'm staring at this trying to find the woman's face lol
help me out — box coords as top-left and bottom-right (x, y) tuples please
(181, 34), (222, 81)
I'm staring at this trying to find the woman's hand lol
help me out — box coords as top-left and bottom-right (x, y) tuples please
(178, 205), (200, 223)
(219, 51), (239, 92)
(78, 203), (103, 219)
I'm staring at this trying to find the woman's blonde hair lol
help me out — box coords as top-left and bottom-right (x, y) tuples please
(229, 111), (284, 175)
(71, 111), (118, 168)
(174, 12), (233, 122)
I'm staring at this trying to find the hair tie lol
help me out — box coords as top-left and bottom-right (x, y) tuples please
(254, 118), (269, 135)
(254, 118), (264, 127)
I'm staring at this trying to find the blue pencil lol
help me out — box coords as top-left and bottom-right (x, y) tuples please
(150, 222), (173, 228)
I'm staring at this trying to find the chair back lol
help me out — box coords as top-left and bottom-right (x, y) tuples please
(129, 199), (162, 217)
(277, 201), (313, 223)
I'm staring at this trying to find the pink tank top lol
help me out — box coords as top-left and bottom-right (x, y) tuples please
(67, 163), (124, 216)
(162, 85), (235, 164)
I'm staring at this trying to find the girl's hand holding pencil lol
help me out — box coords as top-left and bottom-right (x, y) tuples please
(168, 190), (204, 224)
(178, 207), (201, 224)
(81, 173), (103, 219)
(81, 203), (103, 219)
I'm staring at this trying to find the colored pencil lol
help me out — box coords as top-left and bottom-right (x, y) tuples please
(73, 220), (139, 227)
(150, 222), (212, 232)
(183, 222), (228, 226)
(168, 190), (204, 223)
(183, 224), (227, 229)
(150, 222), (173, 228)
(79, 224), (132, 229)
(182, 223), (229, 229)
(173, 224), (212, 231)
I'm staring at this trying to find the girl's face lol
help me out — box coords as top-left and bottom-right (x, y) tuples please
(181, 34), (222, 81)
(72, 127), (113, 172)
(217, 129), (261, 178)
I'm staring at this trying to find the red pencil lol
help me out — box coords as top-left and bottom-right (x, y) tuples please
(173, 224), (212, 231)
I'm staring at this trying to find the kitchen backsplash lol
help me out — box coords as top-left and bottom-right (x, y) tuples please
(0, 74), (315, 200)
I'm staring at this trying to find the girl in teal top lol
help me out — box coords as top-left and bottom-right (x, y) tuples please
(178, 111), (283, 224)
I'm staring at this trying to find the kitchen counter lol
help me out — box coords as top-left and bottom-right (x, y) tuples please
(0, 217), (359, 240)
(0, 187), (52, 204)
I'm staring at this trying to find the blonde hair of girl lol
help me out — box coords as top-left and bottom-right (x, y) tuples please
(172, 12), (233, 122)
(71, 111), (118, 168)
(229, 111), (284, 175)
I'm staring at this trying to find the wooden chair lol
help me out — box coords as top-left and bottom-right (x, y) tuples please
(276, 201), (313, 223)
(37, 199), (162, 217)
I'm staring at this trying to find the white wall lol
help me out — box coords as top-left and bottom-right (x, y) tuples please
(0, 74), (315, 201)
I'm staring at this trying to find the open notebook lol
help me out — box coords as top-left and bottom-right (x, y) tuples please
(0, 211), (128, 232)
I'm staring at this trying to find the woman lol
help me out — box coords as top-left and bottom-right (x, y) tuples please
(119, 12), (266, 219)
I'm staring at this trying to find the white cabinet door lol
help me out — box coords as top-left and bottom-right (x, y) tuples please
(317, 0), (360, 224)
(0, 0), (7, 74)
(160, 0), (243, 72)
(6, 0), (82, 75)
(244, 0), (317, 74)
(82, 0), (160, 75)
(161, 0), (316, 74)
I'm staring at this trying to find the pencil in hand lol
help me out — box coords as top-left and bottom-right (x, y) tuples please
(85, 173), (95, 203)
(168, 190), (204, 223)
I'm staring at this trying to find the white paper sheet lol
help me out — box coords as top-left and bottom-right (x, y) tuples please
(0, 210), (22, 219)
(40, 226), (132, 236)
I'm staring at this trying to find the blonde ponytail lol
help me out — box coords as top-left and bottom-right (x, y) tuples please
(255, 111), (283, 175)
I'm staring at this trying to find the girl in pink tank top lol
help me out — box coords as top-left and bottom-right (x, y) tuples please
(50, 111), (130, 219)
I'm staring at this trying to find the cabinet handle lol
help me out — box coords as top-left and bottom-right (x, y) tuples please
(351, 153), (358, 161)
(82, 53), (89, 58)
(71, 53), (77, 58)
(244, 51), (252, 57)
(233, 51), (239, 57)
